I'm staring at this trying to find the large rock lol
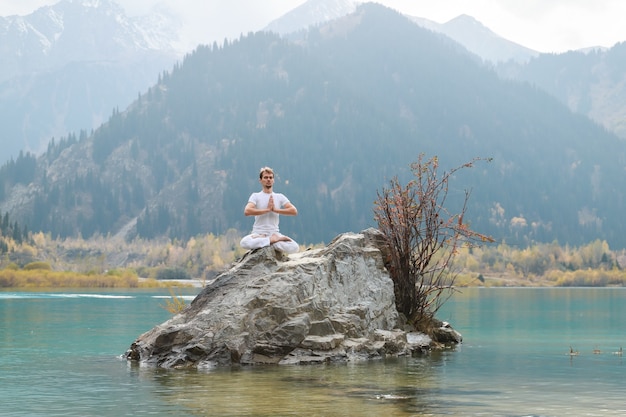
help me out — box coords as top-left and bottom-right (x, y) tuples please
(125, 228), (459, 368)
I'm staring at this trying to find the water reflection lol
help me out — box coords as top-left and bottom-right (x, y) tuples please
(129, 354), (463, 416)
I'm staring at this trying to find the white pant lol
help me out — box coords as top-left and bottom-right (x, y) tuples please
(240, 233), (299, 254)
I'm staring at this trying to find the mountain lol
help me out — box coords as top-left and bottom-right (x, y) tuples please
(427, 14), (538, 64)
(0, 0), (181, 163)
(268, 1), (626, 140)
(265, 0), (537, 64)
(496, 44), (626, 139)
(1, 3), (625, 249)
(264, 0), (358, 35)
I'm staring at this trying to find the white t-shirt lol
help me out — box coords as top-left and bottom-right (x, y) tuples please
(248, 191), (291, 235)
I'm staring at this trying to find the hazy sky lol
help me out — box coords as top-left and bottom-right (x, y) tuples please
(3, 0), (626, 53)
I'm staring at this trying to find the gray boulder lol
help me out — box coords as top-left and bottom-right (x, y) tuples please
(125, 228), (459, 368)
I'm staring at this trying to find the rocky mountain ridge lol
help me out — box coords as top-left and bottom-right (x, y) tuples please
(430, 14), (539, 63)
(0, 0), (179, 82)
(0, 0), (181, 162)
(266, 0), (538, 64)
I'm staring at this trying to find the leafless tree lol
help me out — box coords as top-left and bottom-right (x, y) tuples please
(374, 154), (493, 330)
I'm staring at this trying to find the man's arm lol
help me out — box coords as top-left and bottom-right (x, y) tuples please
(275, 202), (297, 216)
(244, 202), (270, 216)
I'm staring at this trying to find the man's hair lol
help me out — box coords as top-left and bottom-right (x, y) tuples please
(259, 166), (274, 179)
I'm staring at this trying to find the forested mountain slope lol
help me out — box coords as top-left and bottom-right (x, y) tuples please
(1, 4), (625, 248)
(497, 43), (626, 139)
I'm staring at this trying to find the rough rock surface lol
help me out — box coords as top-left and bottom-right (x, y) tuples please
(125, 228), (461, 368)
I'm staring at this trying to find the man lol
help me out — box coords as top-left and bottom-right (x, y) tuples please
(239, 166), (299, 254)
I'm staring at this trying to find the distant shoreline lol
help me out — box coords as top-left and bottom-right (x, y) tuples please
(138, 278), (206, 288)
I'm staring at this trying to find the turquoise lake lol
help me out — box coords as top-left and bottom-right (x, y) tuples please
(1, 287), (625, 416)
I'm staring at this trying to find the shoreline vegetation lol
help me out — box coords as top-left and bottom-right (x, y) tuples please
(0, 268), (198, 289)
(453, 239), (626, 287)
(1, 231), (625, 289)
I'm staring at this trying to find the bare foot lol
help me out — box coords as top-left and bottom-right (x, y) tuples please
(270, 234), (292, 244)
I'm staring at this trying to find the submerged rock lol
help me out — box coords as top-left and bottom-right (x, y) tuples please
(125, 228), (460, 368)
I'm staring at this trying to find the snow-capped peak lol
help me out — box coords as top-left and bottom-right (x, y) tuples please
(0, 0), (181, 82)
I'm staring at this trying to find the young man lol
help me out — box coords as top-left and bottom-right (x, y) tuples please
(239, 167), (299, 254)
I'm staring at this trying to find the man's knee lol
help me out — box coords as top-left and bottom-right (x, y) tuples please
(240, 236), (252, 249)
(241, 235), (270, 250)
(275, 240), (299, 254)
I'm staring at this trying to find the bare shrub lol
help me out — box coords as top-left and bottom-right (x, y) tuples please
(374, 154), (493, 330)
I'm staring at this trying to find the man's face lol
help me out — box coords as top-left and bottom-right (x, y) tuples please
(260, 172), (274, 189)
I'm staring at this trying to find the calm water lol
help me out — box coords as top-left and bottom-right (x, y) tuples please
(1, 287), (625, 416)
